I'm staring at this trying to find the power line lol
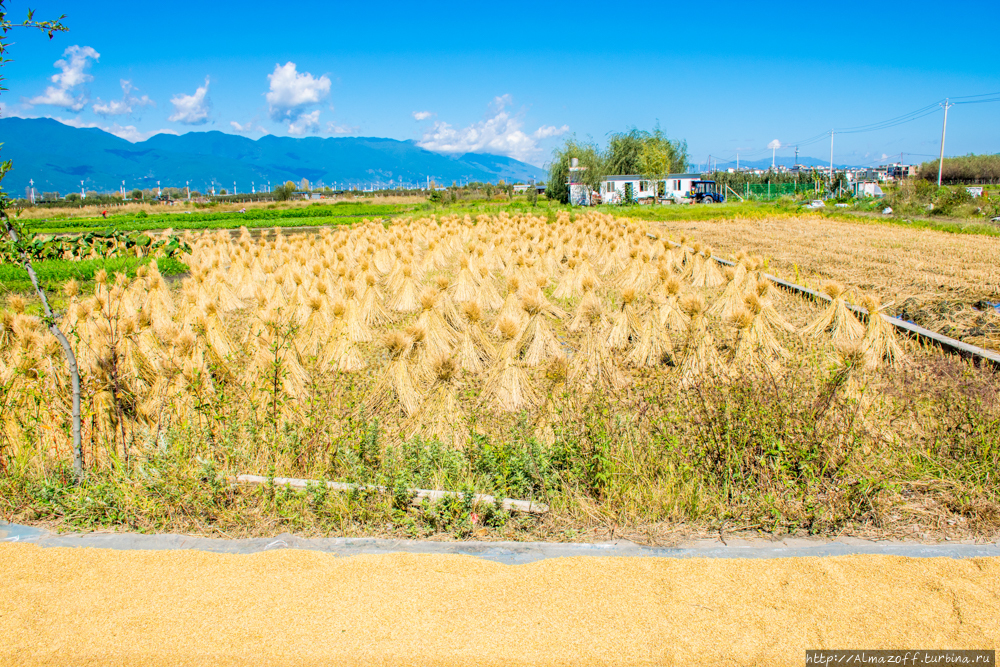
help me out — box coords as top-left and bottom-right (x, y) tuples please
(708, 92), (998, 167)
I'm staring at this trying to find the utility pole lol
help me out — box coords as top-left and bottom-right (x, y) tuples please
(794, 146), (799, 166)
(937, 98), (953, 187)
(29, 178), (35, 204)
(186, 181), (190, 200)
(829, 130), (835, 193)
(80, 180), (85, 199)
(157, 180), (161, 199)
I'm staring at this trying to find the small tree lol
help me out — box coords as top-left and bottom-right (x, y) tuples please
(131, 188), (143, 200)
(219, 188), (228, 195)
(526, 184), (538, 206)
(0, 2), (82, 479)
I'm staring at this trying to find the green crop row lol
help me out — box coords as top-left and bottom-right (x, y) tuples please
(2, 229), (191, 264)
(31, 201), (414, 233)
(0, 256), (189, 294)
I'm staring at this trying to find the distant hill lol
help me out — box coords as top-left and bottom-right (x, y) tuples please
(0, 117), (547, 195)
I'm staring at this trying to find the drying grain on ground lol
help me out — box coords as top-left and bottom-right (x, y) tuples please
(1, 544), (997, 667)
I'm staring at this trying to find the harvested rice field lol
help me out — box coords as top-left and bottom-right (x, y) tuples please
(661, 214), (1000, 352)
(2, 211), (999, 542)
(2, 544), (998, 666)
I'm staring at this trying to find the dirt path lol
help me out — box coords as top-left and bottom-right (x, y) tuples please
(2, 544), (997, 666)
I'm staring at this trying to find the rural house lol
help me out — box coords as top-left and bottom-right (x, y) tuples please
(600, 173), (701, 203)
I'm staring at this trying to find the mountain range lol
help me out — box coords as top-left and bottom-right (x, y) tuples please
(0, 117), (548, 196)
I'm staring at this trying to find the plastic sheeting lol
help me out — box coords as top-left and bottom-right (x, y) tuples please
(3, 523), (999, 564)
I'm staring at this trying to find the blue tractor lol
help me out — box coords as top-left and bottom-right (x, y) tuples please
(690, 180), (725, 203)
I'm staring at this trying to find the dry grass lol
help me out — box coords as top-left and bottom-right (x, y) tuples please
(660, 214), (1000, 351)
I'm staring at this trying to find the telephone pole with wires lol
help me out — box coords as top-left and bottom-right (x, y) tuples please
(828, 130), (835, 193)
(937, 98), (954, 187)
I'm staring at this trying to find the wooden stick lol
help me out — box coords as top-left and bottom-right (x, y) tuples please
(233, 474), (549, 514)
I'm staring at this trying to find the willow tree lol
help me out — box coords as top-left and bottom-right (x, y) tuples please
(545, 137), (603, 204)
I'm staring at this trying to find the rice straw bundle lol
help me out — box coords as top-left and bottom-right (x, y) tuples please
(606, 288), (642, 350)
(493, 276), (526, 336)
(574, 252), (601, 294)
(342, 284), (373, 343)
(702, 248), (726, 287)
(321, 299), (366, 372)
(679, 294), (725, 387)
(481, 315), (539, 412)
(434, 275), (464, 331)
(801, 281), (865, 343)
(517, 292), (565, 367)
(387, 264), (421, 313)
(626, 305), (674, 368)
(475, 265), (504, 312)
(730, 294), (786, 376)
(359, 273), (394, 327)
(453, 255), (480, 302)
(414, 288), (457, 358)
(859, 295), (907, 370)
(405, 354), (467, 449)
(658, 276), (690, 334)
(569, 275), (603, 332)
(707, 265), (747, 320)
(568, 300), (628, 392)
(553, 257), (578, 299)
(755, 280), (795, 333)
(456, 301), (495, 374)
(368, 330), (420, 417)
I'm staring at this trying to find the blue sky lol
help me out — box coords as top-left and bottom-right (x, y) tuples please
(2, 0), (998, 168)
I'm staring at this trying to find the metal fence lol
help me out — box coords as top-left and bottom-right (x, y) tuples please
(743, 182), (816, 200)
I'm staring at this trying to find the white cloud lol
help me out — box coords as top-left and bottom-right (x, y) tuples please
(92, 79), (154, 117)
(327, 121), (359, 135)
(534, 124), (569, 139)
(230, 120), (267, 134)
(28, 45), (99, 111)
(109, 124), (178, 142)
(491, 94), (513, 111)
(416, 95), (564, 163)
(54, 116), (101, 130)
(287, 109), (321, 136)
(53, 116), (177, 142)
(266, 62), (331, 125)
(767, 139), (782, 150)
(168, 77), (211, 124)
(412, 110), (433, 121)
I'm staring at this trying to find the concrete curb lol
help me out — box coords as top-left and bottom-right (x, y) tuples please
(4, 523), (999, 564)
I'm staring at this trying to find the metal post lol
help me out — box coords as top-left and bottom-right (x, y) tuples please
(829, 130), (835, 193)
(937, 98), (953, 188)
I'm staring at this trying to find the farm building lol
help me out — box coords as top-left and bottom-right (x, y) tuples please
(512, 183), (546, 195)
(600, 173), (701, 203)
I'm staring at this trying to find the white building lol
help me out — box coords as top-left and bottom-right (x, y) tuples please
(599, 173), (701, 203)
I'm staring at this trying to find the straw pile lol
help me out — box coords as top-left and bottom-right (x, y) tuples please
(0, 213), (921, 462)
